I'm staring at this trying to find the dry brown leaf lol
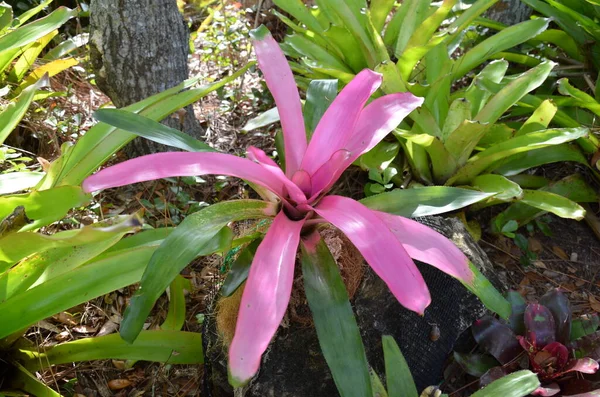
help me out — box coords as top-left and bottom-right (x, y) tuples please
(54, 331), (70, 341)
(528, 238), (543, 253)
(567, 266), (577, 273)
(112, 360), (126, 370)
(72, 325), (97, 334)
(533, 261), (547, 269)
(576, 279), (586, 287)
(97, 321), (119, 337)
(552, 246), (569, 260)
(54, 312), (77, 326)
(589, 296), (600, 313)
(108, 379), (131, 390)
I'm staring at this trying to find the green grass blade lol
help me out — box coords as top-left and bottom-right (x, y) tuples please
(120, 200), (277, 343)
(301, 232), (372, 397)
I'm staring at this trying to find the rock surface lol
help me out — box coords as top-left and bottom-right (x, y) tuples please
(203, 216), (507, 396)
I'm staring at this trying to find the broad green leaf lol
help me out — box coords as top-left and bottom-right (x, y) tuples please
(99, 227), (173, 257)
(161, 275), (190, 331)
(272, 0), (325, 33)
(0, 233), (125, 302)
(521, 0), (588, 44)
(471, 174), (523, 202)
(8, 361), (61, 397)
(0, 74), (49, 145)
(322, 26), (368, 72)
(120, 200), (277, 343)
(475, 61), (555, 124)
(0, 172), (44, 195)
(0, 6), (75, 53)
(453, 352), (498, 377)
(495, 174), (597, 227)
(465, 60), (509, 116)
(0, 245), (155, 339)
(221, 239), (260, 297)
(0, 185), (89, 231)
(301, 233), (372, 397)
(52, 63), (253, 187)
(558, 78), (600, 117)
(17, 330), (203, 370)
(447, 127), (588, 184)
(447, 0), (498, 36)
(370, 0), (395, 32)
(8, 30), (57, 82)
(0, 214), (141, 271)
(360, 186), (495, 217)
(93, 108), (216, 152)
(519, 190), (586, 220)
(286, 33), (352, 73)
(370, 370), (389, 397)
(534, 29), (583, 61)
(303, 79), (337, 138)
(445, 121), (489, 166)
(0, 3), (12, 32)
(15, 57), (79, 94)
(382, 335), (418, 397)
(11, 0), (53, 27)
(471, 370), (540, 397)
(452, 18), (550, 80)
(546, 0), (600, 40)
(442, 98), (472, 141)
(516, 99), (557, 136)
(465, 262), (511, 320)
(43, 32), (88, 60)
(571, 315), (600, 341)
(357, 141), (399, 171)
(393, 0), (431, 58)
(492, 143), (588, 176)
(242, 107), (280, 133)
(398, 138), (433, 184)
(423, 44), (452, 125)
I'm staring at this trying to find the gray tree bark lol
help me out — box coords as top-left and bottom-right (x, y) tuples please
(485, 0), (532, 25)
(89, 0), (202, 157)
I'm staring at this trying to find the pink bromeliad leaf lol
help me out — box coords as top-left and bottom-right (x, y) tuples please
(309, 149), (351, 200)
(374, 211), (473, 284)
(532, 384), (560, 396)
(301, 69), (382, 175)
(228, 211), (305, 386)
(250, 26), (306, 177)
(82, 152), (292, 199)
(313, 195), (431, 314)
(562, 357), (600, 375)
(246, 146), (307, 204)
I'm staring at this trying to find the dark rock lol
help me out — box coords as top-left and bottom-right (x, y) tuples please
(203, 216), (507, 396)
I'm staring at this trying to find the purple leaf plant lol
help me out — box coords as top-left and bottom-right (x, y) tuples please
(83, 26), (501, 387)
(466, 289), (600, 396)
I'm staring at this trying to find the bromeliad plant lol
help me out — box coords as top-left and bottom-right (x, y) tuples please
(82, 26), (509, 393)
(457, 289), (600, 396)
(263, 0), (598, 230)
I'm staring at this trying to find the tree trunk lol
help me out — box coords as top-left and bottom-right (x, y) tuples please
(485, 0), (532, 25)
(89, 0), (202, 156)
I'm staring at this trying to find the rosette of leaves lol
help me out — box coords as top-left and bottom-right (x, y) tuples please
(456, 289), (600, 396)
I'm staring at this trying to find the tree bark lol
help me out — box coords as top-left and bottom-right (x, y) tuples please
(485, 0), (532, 26)
(89, 0), (202, 156)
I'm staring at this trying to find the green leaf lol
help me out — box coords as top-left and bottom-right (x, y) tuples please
(242, 107), (280, 133)
(393, 0), (430, 58)
(519, 190), (586, 220)
(453, 352), (498, 377)
(369, 0), (395, 32)
(492, 143), (589, 176)
(161, 275), (190, 331)
(0, 7), (75, 53)
(93, 109), (216, 153)
(463, 262), (511, 320)
(475, 61), (555, 124)
(17, 330), (203, 370)
(11, 0), (53, 27)
(0, 245), (155, 339)
(0, 185), (89, 231)
(360, 186), (495, 217)
(221, 239), (260, 297)
(8, 361), (61, 397)
(0, 74), (49, 144)
(471, 174), (523, 202)
(452, 18), (550, 80)
(357, 141), (399, 171)
(0, 214), (141, 271)
(444, 121), (490, 166)
(271, 0), (325, 33)
(120, 200), (277, 343)
(369, 369), (389, 397)
(465, 60), (509, 116)
(558, 78), (600, 117)
(382, 335), (418, 397)
(8, 30), (56, 83)
(301, 232), (372, 397)
(571, 314), (600, 340)
(447, 127), (588, 184)
(303, 79), (337, 138)
(471, 370), (540, 397)
(43, 33), (88, 61)
(515, 99), (557, 136)
(286, 33), (352, 73)
(0, 172), (44, 195)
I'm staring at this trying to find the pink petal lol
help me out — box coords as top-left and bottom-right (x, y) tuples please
(251, 27), (306, 177)
(313, 195), (431, 314)
(83, 152), (288, 199)
(346, 93), (424, 160)
(374, 211), (474, 284)
(309, 149), (351, 199)
(228, 211), (304, 386)
(301, 69), (382, 175)
(532, 384), (560, 396)
(246, 146), (307, 204)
